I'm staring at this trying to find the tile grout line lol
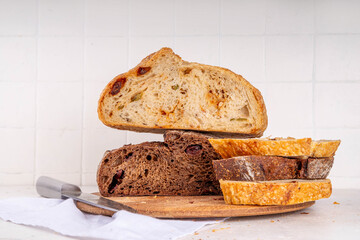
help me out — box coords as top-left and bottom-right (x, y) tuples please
(33, 0), (39, 185)
(126, 0), (130, 145)
(173, 0), (176, 49)
(80, 0), (86, 185)
(218, 0), (221, 66)
(312, 0), (317, 138)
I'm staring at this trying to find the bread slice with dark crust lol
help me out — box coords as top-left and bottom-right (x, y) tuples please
(97, 130), (222, 197)
(98, 47), (267, 138)
(212, 156), (334, 181)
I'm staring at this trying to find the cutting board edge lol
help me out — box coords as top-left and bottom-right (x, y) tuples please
(75, 194), (316, 219)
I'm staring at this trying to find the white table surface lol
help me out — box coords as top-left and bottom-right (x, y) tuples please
(0, 186), (359, 240)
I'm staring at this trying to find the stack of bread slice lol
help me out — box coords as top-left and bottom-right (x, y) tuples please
(210, 138), (340, 205)
(96, 47), (340, 206)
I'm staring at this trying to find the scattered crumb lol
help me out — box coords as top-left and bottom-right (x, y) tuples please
(270, 220), (275, 223)
(333, 201), (340, 205)
(277, 220), (280, 222)
(194, 232), (199, 235)
(154, 196), (157, 198)
(189, 201), (194, 204)
(211, 227), (230, 233)
(301, 212), (309, 215)
(332, 220), (335, 223)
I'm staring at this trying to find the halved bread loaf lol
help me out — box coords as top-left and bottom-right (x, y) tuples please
(97, 130), (222, 197)
(212, 156), (334, 181)
(209, 138), (340, 158)
(220, 179), (332, 205)
(98, 47), (268, 137)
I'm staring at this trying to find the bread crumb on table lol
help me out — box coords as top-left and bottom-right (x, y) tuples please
(333, 201), (340, 204)
(211, 227), (231, 232)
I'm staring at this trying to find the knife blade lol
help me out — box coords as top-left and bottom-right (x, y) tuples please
(36, 176), (137, 213)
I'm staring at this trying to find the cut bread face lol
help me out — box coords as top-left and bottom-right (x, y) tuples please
(98, 47), (267, 137)
(209, 138), (341, 159)
(212, 156), (334, 181)
(220, 179), (332, 205)
(97, 130), (222, 197)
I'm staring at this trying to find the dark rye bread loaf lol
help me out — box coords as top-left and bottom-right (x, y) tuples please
(97, 130), (222, 197)
(212, 156), (334, 181)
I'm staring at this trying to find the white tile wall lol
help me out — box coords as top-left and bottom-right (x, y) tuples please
(84, 37), (128, 83)
(38, 37), (83, 82)
(130, 0), (174, 36)
(265, 0), (314, 34)
(315, 0), (360, 33)
(220, 36), (264, 82)
(0, 83), (35, 128)
(175, 36), (219, 65)
(0, 37), (36, 82)
(314, 83), (360, 128)
(85, 0), (128, 37)
(37, 82), (83, 130)
(265, 83), (313, 136)
(0, 0), (37, 36)
(38, 0), (84, 36)
(175, 0), (219, 36)
(221, 0), (266, 35)
(0, 0), (359, 187)
(265, 36), (314, 82)
(315, 35), (360, 81)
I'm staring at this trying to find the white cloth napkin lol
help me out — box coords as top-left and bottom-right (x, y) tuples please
(0, 197), (221, 240)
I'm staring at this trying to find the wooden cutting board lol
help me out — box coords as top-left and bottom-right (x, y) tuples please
(76, 193), (315, 219)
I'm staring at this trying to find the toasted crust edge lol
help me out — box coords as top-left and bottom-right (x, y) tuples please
(97, 47), (267, 137)
(220, 179), (332, 205)
(209, 138), (341, 158)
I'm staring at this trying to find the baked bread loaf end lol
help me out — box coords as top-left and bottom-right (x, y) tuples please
(98, 47), (267, 137)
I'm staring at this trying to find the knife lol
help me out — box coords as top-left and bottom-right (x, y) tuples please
(36, 176), (137, 214)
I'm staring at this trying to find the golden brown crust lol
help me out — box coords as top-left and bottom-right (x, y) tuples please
(209, 138), (341, 158)
(220, 179), (332, 205)
(311, 140), (341, 158)
(98, 47), (267, 137)
(209, 138), (312, 159)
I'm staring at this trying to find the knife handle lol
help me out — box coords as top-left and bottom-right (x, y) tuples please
(36, 176), (81, 199)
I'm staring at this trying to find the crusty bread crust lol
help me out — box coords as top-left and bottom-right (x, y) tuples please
(209, 138), (340, 158)
(311, 140), (341, 158)
(98, 47), (267, 137)
(220, 179), (332, 205)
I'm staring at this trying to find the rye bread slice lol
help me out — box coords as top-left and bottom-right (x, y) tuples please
(212, 156), (334, 181)
(97, 130), (222, 197)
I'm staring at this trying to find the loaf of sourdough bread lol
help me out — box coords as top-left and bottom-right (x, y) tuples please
(220, 179), (332, 205)
(98, 47), (268, 137)
(209, 138), (340, 159)
(212, 156), (334, 181)
(97, 130), (222, 197)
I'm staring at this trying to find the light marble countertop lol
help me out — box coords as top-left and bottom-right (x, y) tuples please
(0, 186), (359, 240)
